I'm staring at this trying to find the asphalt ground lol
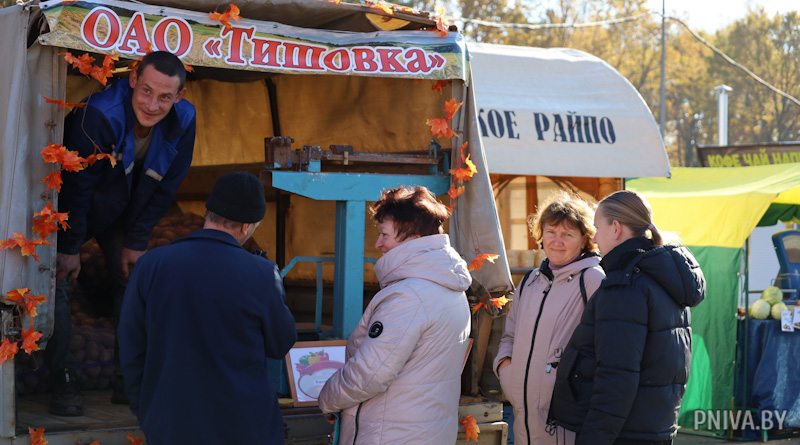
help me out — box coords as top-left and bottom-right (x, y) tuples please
(675, 432), (800, 445)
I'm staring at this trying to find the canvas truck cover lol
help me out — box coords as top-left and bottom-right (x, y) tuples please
(468, 42), (670, 178)
(2, 0), (512, 323)
(0, 4), (65, 345)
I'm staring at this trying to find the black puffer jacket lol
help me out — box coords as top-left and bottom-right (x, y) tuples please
(549, 237), (705, 445)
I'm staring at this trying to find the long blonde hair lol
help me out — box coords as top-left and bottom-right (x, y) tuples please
(597, 190), (663, 246)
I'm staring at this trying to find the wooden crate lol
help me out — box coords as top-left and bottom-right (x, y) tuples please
(459, 396), (504, 423)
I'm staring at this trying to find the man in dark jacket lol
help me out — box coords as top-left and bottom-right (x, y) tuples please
(118, 172), (297, 445)
(549, 237), (705, 445)
(50, 51), (195, 415)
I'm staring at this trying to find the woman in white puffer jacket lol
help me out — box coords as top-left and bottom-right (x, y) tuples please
(318, 186), (472, 445)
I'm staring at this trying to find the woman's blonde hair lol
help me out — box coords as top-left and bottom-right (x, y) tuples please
(527, 192), (598, 253)
(597, 190), (663, 246)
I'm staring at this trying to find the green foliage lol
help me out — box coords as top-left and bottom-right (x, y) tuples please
(453, 1), (800, 166)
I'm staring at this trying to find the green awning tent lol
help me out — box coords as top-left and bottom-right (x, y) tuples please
(627, 164), (800, 433)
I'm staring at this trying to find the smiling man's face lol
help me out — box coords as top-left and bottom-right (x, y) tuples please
(129, 64), (184, 131)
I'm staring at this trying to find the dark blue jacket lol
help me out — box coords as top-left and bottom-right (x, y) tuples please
(57, 80), (196, 254)
(549, 237), (705, 445)
(118, 229), (297, 445)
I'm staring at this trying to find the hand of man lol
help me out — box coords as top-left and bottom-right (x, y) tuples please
(498, 357), (512, 371)
(56, 253), (81, 283)
(121, 248), (146, 279)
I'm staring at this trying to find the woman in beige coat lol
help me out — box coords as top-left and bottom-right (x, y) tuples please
(319, 186), (471, 445)
(494, 193), (605, 445)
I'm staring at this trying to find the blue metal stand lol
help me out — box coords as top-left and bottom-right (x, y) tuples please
(334, 201), (365, 338)
(271, 171), (448, 338)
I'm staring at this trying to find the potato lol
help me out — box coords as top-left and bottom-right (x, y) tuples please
(86, 341), (99, 362)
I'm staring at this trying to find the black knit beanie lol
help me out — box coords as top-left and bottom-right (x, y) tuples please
(205, 172), (266, 223)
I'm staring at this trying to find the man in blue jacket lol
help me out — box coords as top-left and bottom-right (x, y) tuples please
(118, 172), (297, 444)
(49, 51), (195, 415)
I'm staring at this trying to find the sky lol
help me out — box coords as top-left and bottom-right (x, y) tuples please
(644, 0), (799, 32)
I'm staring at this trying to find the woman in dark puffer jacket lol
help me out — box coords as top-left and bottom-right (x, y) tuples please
(549, 190), (706, 445)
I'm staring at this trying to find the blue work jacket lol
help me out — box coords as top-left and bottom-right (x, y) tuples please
(57, 79), (196, 253)
(118, 229), (297, 444)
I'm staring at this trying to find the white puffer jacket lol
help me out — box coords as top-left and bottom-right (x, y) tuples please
(318, 234), (472, 445)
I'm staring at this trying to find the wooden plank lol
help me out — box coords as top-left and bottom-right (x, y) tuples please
(526, 176), (538, 250)
(458, 397), (503, 423)
(15, 390), (138, 434)
(322, 152), (439, 165)
(469, 310), (493, 396)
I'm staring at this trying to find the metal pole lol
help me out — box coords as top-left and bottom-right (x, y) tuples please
(659, 0), (666, 138)
(715, 85), (733, 146)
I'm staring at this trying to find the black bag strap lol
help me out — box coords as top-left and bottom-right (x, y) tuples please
(579, 268), (588, 305)
(519, 268), (589, 303)
(517, 269), (535, 298)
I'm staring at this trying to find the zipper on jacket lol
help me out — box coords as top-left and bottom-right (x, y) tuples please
(522, 280), (552, 445)
(352, 403), (363, 445)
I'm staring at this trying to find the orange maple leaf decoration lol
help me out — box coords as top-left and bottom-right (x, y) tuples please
(471, 302), (488, 315)
(21, 327), (43, 354)
(4, 287), (30, 303)
(63, 51), (117, 86)
(90, 54), (119, 86)
(40, 144), (66, 164)
(460, 415), (480, 441)
(86, 152), (118, 168)
(42, 171), (63, 192)
(0, 233), (49, 261)
(63, 51), (95, 75)
(468, 253), (499, 272)
(489, 295), (510, 309)
(209, 3), (241, 30)
(431, 80), (449, 93)
(450, 154), (478, 182)
(40, 144), (87, 172)
(457, 140), (468, 159)
(443, 98), (463, 120)
(426, 117), (455, 139)
(0, 339), (19, 365)
(5, 288), (47, 318)
(127, 433), (145, 445)
(33, 202), (70, 239)
(426, 98), (463, 139)
(60, 150), (87, 172)
(434, 6), (450, 37)
(448, 184), (465, 200)
(43, 96), (85, 110)
(464, 155), (477, 175)
(29, 427), (48, 445)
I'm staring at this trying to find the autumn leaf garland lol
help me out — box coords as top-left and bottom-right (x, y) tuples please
(0, 56), (117, 365)
(425, 94), (509, 315)
(209, 3), (241, 30)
